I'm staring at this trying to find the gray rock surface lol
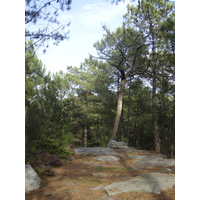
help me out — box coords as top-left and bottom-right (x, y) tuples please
(92, 173), (106, 177)
(130, 155), (175, 168)
(107, 140), (128, 149)
(73, 147), (175, 197)
(90, 186), (104, 191)
(95, 195), (115, 200)
(104, 172), (175, 196)
(93, 156), (120, 162)
(74, 147), (121, 155)
(159, 168), (174, 173)
(25, 164), (41, 192)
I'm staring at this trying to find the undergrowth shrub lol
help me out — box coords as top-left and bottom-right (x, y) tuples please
(34, 134), (75, 159)
(26, 151), (64, 178)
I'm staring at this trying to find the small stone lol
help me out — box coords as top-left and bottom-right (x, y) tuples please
(159, 168), (173, 173)
(90, 186), (104, 191)
(45, 193), (55, 196)
(65, 182), (75, 186)
(92, 173), (106, 177)
(93, 164), (105, 167)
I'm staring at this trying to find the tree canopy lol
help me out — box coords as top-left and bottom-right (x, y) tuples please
(25, 0), (72, 54)
(25, 0), (175, 176)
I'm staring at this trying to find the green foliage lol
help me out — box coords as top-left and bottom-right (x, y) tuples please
(25, 0), (72, 54)
(25, 0), (175, 159)
(34, 134), (74, 158)
(26, 151), (64, 178)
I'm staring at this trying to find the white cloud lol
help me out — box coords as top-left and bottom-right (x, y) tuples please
(82, 4), (94, 10)
(58, 14), (74, 20)
(77, 2), (130, 29)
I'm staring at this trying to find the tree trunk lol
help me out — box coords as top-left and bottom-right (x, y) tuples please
(152, 34), (160, 153)
(161, 74), (166, 154)
(84, 92), (88, 147)
(120, 104), (124, 142)
(136, 123), (140, 148)
(107, 78), (126, 145)
(127, 77), (131, 146)
(25, 105), (27, 122)
(84, 125), (87, 148)
(171, 98), (175, 158)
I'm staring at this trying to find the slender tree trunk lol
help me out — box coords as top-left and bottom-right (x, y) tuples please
(136, 124), (140, 147)
(136, 100), (140, 148)
(84, 125), (87, 147)
(107, 78), (126, 145)
(117, 76), (120, 140)
(84, 92), (88, 147)
(171, 98), (175, 158)
(152, 34), (160, 153)
(25, 105), (27, 122)
(120, 104), (124, 142)
(127, 77), (131, 146)
(161, 73), (166, 154)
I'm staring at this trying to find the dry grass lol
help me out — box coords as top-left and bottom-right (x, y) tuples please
(25, 150), (175, 200)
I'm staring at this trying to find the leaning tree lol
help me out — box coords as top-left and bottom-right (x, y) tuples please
(93, 24), (150, 145)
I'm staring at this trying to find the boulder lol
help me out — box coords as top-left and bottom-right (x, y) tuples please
(107, 140), (128, 149)
(25, 164), (41, 192)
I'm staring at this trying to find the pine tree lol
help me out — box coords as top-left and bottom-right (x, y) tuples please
(124, 0), (174, 152)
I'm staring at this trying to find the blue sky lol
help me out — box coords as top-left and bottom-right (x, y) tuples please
(36, 0), (137, 74)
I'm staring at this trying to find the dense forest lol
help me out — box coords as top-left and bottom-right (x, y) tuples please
(25, 0), (175, 176)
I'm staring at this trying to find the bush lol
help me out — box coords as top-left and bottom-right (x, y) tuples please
(26, 151), (64, 178)
(34, 135), (75, 159)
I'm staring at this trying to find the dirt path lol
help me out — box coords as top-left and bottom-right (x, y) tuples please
(25, 149), (175, 200)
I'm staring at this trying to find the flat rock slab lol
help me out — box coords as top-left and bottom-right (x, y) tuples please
(95, 195), (115, 200)
(94, 156), (120, 162)
(90, 186), (104, 191)
(104, 172), (175, 196)
(130, 155), (175, 168)
(74, 147), (121, 155)
(92, 173), (106, 177)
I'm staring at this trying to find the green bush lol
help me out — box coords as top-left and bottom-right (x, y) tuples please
(34, 135), (74, 158)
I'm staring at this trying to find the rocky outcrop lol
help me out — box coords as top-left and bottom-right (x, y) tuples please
(104, 172), (175, 196)
(74, 147), (121, 155)
(107, 140), (128, 149)
(93, 156), (120, 162)
(25, 164), (41, 192)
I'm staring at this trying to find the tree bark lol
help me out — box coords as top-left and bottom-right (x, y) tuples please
(127, 77), (131, 146)
(171, 97), (175, 158)
(25, 105), (27, 122)
(152, 33), (160, 153)
(107, 78), (126, 145)
(120, 104), (124, 142)
(136, 124), (140, 148)
(84, 125), (87, 148)
(84, 92), (88, 147)
(161, 73), (166, 154)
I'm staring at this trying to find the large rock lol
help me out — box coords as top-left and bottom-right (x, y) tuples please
(25, 164), (41, 192)
(74, 147), (121, 155)
(107, 140), (128, 149)
(104, 172), (175, 196)
(129, 155), (175, 168)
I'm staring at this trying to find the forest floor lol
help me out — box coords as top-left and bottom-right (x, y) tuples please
(25, 148), (175, 200)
